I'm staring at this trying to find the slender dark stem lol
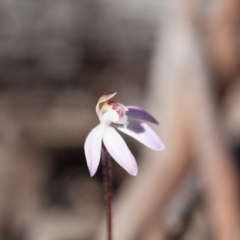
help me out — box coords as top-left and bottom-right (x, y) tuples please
(102, 144), (113, 240)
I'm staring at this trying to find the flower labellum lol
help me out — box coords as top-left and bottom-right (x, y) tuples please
(84, 92), (165, 176)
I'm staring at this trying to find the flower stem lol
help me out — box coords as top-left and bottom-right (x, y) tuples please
(102, 144), (113, 240)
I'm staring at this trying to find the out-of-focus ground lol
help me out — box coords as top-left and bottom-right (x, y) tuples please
(0, 0), (239, 240)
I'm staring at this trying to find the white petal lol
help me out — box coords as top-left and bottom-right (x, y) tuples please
(117, 122), (165, 151)
(103, 126), (138, 176)
(126, 106), (159, 124)
(100, 110), (119, 125)
(84, 124), (106, 176)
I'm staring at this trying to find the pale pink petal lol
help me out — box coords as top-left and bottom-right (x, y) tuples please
(117, 122), (165, 151)
(103, 126), (138, 176)
(84, 124), (106, 176)
(100, 110), (119, 125)
(126, 106), (159, 124)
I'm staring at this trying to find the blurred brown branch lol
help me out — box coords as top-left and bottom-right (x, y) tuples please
(203, 0), (240, 81)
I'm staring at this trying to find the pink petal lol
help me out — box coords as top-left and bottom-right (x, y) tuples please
(84, 124), (106, 177)
(117, 122), (165, 151)
(103, 126), (138, 176)
(126, 106), (159, 124)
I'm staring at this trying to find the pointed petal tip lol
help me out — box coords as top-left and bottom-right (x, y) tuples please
(103, 91), (117, 98)
(151, 140), (165, 151)
(87, 164), (98, 177)
(127, 165), (138, 176)
(89, 167), (97, 177)
(130, 168), (138, 176)
(98, 91), (117, 104)
(155, 144), (165, 151)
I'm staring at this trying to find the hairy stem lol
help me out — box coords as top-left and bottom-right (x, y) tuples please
(102, 145), (113, 240)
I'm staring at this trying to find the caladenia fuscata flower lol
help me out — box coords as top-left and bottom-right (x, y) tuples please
(84, 92), (165, 177)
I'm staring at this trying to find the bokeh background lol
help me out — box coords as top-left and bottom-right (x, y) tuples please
(0, 0), (240, 240)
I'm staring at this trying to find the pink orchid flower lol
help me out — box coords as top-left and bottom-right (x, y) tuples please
(84, 92), (165, 177)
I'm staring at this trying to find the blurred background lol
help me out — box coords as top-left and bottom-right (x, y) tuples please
(0, 0), (240, 240)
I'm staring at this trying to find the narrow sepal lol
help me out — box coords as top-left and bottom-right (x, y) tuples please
(103, 126), (138, 176)
(84, 124), (106, 176)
